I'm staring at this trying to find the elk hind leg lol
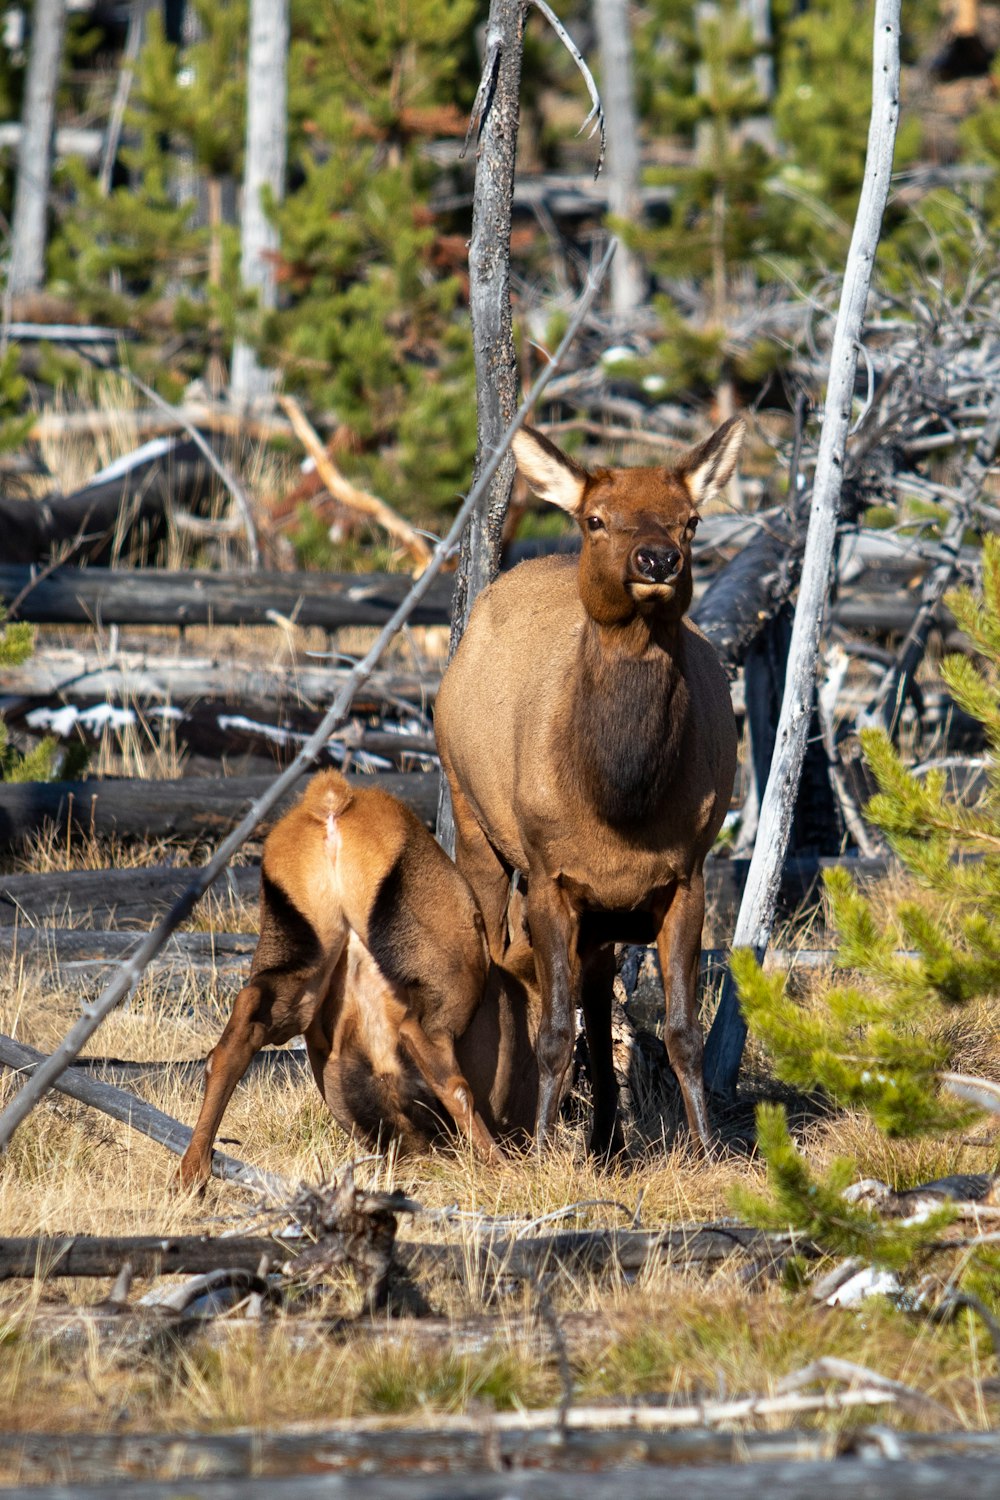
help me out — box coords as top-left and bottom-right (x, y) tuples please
(655, 873), (712, 1153)
(581, 946), (624, 1162)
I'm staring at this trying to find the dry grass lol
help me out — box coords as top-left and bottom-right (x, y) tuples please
(2, 892), (1000, 1442)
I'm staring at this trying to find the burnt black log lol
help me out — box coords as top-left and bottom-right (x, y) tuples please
(0, 565), (455, 629)
(0, 771), (439, 849)
(0, 437), (220, 566)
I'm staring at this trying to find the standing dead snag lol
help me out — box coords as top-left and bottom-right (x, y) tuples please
(436, 420), (743, 1152)
(703, 0), (902, 1099)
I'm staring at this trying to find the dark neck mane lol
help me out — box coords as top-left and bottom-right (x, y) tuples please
(568, 619), (689, 829)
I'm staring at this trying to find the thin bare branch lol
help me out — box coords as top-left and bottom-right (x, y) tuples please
(529, 0), (606, 178)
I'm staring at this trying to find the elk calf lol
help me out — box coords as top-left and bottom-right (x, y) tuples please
(178, 770), (499, 1188)
(435, 419), (743, 1155)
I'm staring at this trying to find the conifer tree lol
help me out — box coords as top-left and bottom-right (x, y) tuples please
(626, 0), (785, 402)
(735, 535), (1000, 1264)
(0, 616), (57, 782)
(260, 0), (479, 520)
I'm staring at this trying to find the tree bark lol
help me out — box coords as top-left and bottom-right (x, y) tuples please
(7, 0), (67, 296)
(593, 0), (644, 321)
(703, 0), (902, 1098)
(230, 0), (288, 405)
(438, 0), (526, 849)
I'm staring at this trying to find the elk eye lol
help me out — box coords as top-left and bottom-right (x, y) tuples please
(586, 514), (606, 533)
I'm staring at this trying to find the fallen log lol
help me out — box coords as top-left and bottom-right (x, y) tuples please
(0, 927), (257, 967)
(0, 439), (221, 567)
(5, 697), (438, 770)
(0, 1233), (279, 1280)
(26, 404), (295, 444)
(2, 1452), (998, 1500)
(0, 853), (887, 926)
(0, 650), (440, 710)
(0, 770), (439, 848)
(5, 1422), (992, 1489)
(0, 1223), (801, 1284)
(0, 565), (455, 628)
(0, 863), (259, 927)
(0, 1036), (283, 1194)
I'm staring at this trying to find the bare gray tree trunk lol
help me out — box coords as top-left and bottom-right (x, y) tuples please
(7, 0), (67, 297)
(703, 0), (901, 1098)
(437, 0), (526, 850)
(230, 0), (289, 406)
(593, 0), (643, 322)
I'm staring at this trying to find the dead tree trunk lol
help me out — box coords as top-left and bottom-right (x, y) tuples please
(7, 0), (67, 297)
(438, 0), (526, 849)
(230, 0), (288, 405)
(703, 0), (902, 1098)
(593, 0), (644, 322)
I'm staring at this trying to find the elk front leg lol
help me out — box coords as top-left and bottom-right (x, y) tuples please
(527, 878), (582, 1149)
(581, 945), (624, 1162)
(396, 1018), (500, 1163)
(655, 873), (712, 1152)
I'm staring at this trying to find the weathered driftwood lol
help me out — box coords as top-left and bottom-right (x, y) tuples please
(6, 1423), (995, 1490)
(0, 440), (219, 567)
(0, 565), (454, 628)
(0, 770), (439, 848)
(0, 1035), (284, 1195)
(704, 0), (901, 1097)
(0, 255), (614, 1153)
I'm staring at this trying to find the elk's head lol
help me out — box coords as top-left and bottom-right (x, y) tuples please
(511, 417), (745, 627)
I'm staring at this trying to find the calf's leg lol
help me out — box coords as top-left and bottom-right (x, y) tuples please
(179, 967), (332, 1189)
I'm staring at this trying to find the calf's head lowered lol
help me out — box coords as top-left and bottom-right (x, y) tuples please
(435, 418), (743, 1155)
(178, 771), (539, 1189)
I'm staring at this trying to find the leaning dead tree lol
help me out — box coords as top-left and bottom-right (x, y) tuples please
(6, 0), (67, 299)
(703, 0), (902, 1096)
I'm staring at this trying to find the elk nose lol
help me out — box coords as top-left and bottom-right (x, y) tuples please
(633, 545), (682, 583)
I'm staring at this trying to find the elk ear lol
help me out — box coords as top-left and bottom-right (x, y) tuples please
(677, 417), (745, 507)
(512, 426), (588, 515)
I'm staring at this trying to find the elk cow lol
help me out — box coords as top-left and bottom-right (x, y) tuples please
(435, 418), (743, 1156)
(178, 770), (532, 1189)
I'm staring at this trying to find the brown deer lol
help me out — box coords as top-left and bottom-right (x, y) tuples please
(178, 770), (524, 1188)
(435, 418), (743, 1156)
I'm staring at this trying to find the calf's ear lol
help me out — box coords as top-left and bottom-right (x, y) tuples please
(512, 426), (589, 515)
(676, 417), (745, 507)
